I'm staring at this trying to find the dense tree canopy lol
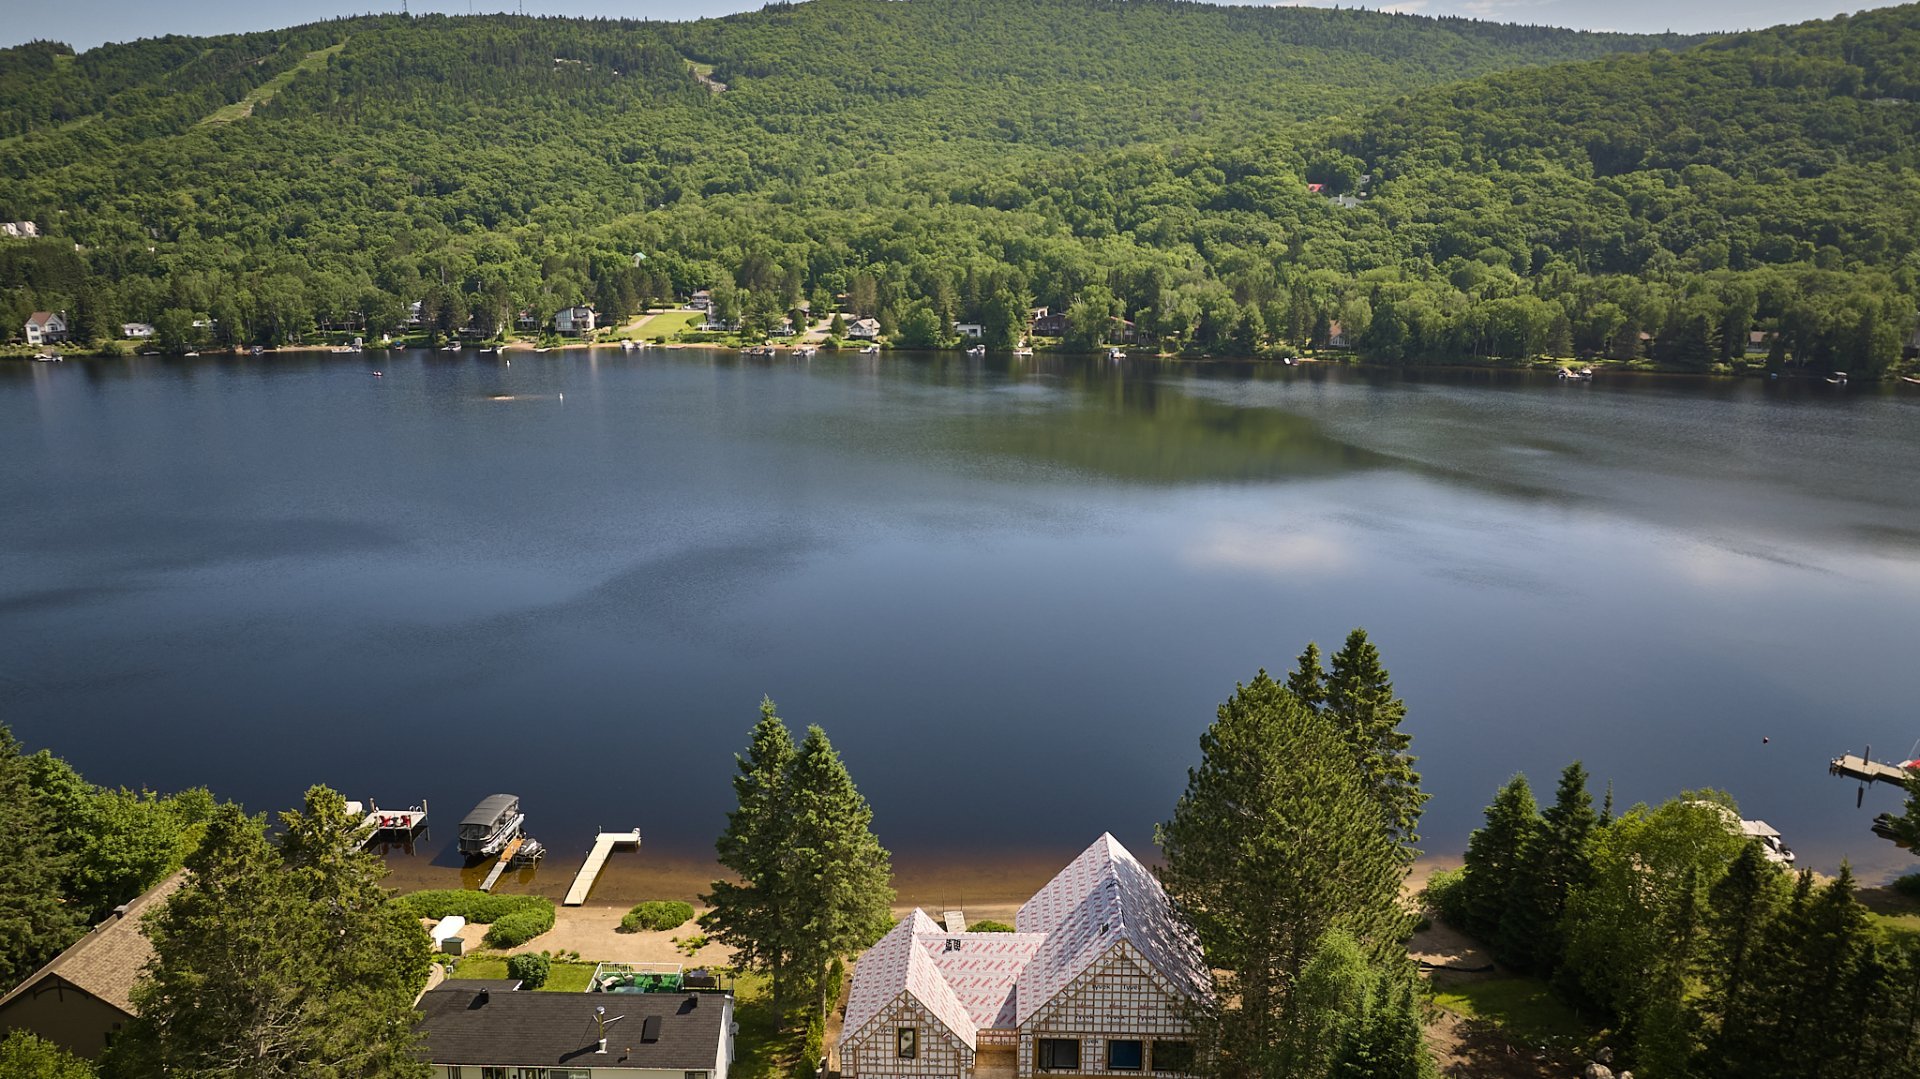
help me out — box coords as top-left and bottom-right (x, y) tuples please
(10, 1), (1912, 373)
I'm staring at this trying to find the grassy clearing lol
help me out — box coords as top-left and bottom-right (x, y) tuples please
(638, 310), (708, 340)
(202, 43), (345, 124)
(1430, 973), (1594, 1052)
(447, 955), (597, 992)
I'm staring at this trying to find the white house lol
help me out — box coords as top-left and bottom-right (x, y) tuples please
(838, 834), (1209, 1079)
(121, 322), (155, 339)
(415, 982), (735, 1079)
(554, 306), (598, 335)
(956, 323), (984, 340)
(24, 311), (66, 346)
(846, 317), (882, 340)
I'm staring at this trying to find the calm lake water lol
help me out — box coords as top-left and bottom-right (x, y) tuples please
(5, 350), (1920, 890)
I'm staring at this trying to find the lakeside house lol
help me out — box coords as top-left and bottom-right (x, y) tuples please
(837, 834), (1208, 1079)
(555, 306), (598, 335)
(1029, 309), (1067, 338)
(0, 872), (184, 1059)
(957, 323), (985, 340)
(1325, 321), (1349, 349)
(846, 317), (882, 340)
(121, 322), (155, 340)
(25, 310), (67, 345)
(415, 981), (734, 1079)
(688, 290), (713, 313)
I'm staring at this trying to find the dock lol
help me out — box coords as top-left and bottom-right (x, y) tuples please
(344, 798), (427, 848)
(479, 836), (524, 893)
(563, 829), (641, 906)
(1830, 753), (1913, 786)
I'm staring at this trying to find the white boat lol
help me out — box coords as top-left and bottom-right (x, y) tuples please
(33, 352), (59, 362)
(440, 343), (460, 352)
(966, 344), (986, 357)
(1107, 347), (1125, 361)
(1013, 347), (1033, 357)
(861, 344), (880, 355)
(1827, 371), (1850, 385)
(458, 794), (525, 858)
(794, 346), (817, 358)
(621, 339), (635, 351)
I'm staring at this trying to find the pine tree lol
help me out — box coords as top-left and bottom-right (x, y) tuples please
(1329, 973), (1437, 1079)
(785, 725), (895, 1034)
(0, 725), (80, 991)
(1160, 670), (1410, 1079)
(109, 788), (429, 1079)
(1697, 841), (1787, 1077)
(1632, 866), (1706, 1077)
(1285, 641), (1327, 710)
(1325, 629), (1427, 852)
(1456, 776), (1539, 943)
(702, 698), (801, 1017)
(1496, 762), (1597, 973)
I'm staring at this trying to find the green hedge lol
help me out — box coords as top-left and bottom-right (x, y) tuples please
(399, 890), (556, 948)
(506, 952), (552, 989)
(966, 919), (1016, 933)
(485, 906), (557, 948)
(620, 900), (695, 933)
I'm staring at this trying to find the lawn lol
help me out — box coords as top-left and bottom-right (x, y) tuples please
(634, 309), (709, 340)
(448, 955), (597, 993)
(1430, 973), (1595, 1053)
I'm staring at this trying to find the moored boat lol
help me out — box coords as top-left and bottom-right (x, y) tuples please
(458, 793), (525, 858)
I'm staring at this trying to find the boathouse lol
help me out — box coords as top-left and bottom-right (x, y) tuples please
(0, 871), (184, 1059)
(837, 834), (1208, 1079)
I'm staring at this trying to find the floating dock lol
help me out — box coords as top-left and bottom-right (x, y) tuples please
(1830, 752), (1912, 786)
(563, 829), (641, 906)
(479, 836), (524, 894)
(345, 798), (428, 847)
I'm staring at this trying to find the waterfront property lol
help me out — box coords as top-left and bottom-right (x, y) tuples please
(0, 871), (184, 1059)
(845, 317), (882, 340)
(24, 310), (67, 345)
(415, 982), (734, 1079)
(838, 834), (1208, 1079)
(555, 306), (599, 335)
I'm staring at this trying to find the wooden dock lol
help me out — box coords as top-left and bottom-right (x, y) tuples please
(563, 829), (641, 906)
(1830, 753), (1913, 786)
(479, 836), (524, 893)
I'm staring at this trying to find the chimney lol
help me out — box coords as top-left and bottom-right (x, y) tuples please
(476, 989), (490, 1006)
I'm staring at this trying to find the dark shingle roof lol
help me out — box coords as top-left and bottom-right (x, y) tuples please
(415, 988), (729, 1070)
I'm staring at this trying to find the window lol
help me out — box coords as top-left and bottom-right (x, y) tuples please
(898, 1026), (918, 1059)
(1038, 1038), (1082, 1071)
(480, 1069), (508, 1079)
(1107, 1040), (1144, 1071)
(686, 1072), (710, 1079)
(1152, 1041), (1196, 1075)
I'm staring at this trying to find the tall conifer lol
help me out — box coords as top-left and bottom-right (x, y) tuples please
(1457, 776), (1539, 943)
(786, 726), (895, 1029)
(1325, 629), (1427, 852)
(703, 698), (801, 1016)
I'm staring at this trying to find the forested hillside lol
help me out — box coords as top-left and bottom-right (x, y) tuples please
(0, 0), (1915, 374)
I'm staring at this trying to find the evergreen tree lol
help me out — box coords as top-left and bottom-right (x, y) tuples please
(1696, 841), (1788, 1077)
(785, 725), (894, 1034)
(1495, 762), (1597, 973)
(1456, 776), (1539, 943)
(1631, 866), (1705, 1078)
(1329, 973), (1437, 1079)
(1284, 641), (1326, 710)
(1325, 630), (1426, 852)
(0, 725), (79, 992)
(1160, 669), (1411, 1079)
(109, 788), (429, 1079)
(702, 699), (801, 1018)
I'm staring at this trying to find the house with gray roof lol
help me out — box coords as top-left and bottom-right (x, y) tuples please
(838, 834), (1208, 1079)
(415, 984), (734, 1079)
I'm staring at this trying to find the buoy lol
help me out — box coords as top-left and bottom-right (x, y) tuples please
(1762, 736), (1769, 744)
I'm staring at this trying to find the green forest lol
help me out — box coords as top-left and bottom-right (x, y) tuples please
(0, 0), (1916, 374)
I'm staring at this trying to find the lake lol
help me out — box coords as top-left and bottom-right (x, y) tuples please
(5, 349), (1920, 896)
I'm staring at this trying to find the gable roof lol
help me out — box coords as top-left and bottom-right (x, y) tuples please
(1012, 834), (1209, 1025)
(841, 834), (1209, 1054)
(415, 988), (726, 1070)
(0, 870), (185, 1018)
(841, 910), (979, 1048)
(26, 311), (57, 327)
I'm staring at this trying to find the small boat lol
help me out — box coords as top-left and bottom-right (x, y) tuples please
(440, 343), (461, 352)
(794, 346), (817, 358)
(458, 794), (525, 858)
(966, 344), (986, 357)
(861, 344), (880, 355)
(371, 371), (383, 378)
(1107, 347), (1125, 361)
(509, 837), (546, 867)
(183, 351), (200, 357)
(534, 347), (551, 354)
(33, 352), (59, 362)
(1902, 375), (1920, 385)
(621, 339), (635, 351)
(1013, 347), (1033, 357)
(1827, 371), (1849, 385)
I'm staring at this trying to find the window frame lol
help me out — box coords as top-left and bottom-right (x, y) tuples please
(897, 1025), (918, 1059)
(1106, 1039), (1144, 1071)
(1037, 1037), (1083, 1072)
(1151, 1040), (1196, 1076)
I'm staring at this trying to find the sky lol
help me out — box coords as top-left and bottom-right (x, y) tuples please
(0, 0), (1887, 51)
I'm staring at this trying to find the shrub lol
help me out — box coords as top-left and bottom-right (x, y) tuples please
(1422, 867), (1468, 927)
(967, 919), (1015, 933)
(506, 951), (552, 989)
(485, 906), (556, 948)
(396, 890), (554, 926)
(620, 900), (694, 933)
